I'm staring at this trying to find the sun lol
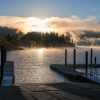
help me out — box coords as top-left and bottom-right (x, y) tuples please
(26, 17), (53, 33)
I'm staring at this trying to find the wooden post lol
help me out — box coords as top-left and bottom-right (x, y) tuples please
(85, 51), (88, 77)
(73, 48), (76, 71)
(94, 56), (97, 65)
(90, 48), (93, 65)
(65, 49), (67, 67)
(0, 46), (7, 84)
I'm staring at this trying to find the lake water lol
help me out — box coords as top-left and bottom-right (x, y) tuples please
(5, 46), (100, 84)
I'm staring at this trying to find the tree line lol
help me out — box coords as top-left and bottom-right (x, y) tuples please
(0, 27), (74, 49)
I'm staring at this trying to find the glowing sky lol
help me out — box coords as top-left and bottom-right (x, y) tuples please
(0, 0), (100, 33)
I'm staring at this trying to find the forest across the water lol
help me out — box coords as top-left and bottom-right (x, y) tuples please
(0, 27), (74, 50)
(0, 26), (100, 50)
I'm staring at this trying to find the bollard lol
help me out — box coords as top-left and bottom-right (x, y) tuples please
(90, 48), (93, 65)
(65, 49), (67, 67)
(73, 48), (76, 71)
(0, 46), (7, 84)
(85, 51), (88, 77)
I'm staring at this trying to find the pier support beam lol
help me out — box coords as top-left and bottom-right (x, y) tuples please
(65, 49), (67, 67)
(85, 51), (88, 77)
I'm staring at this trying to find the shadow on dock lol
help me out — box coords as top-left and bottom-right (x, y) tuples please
(0, 86), (27, 100)
(1, 83), (100, 100)
(47, 82), (100, 100)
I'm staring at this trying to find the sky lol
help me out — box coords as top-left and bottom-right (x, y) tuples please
(0, 0), (100, 18)
(0, 0), (100, 33)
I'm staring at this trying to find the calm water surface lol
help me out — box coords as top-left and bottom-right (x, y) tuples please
(6, 46), (100, 84)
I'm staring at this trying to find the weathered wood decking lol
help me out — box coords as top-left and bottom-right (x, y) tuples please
(0, 83), (100, 100)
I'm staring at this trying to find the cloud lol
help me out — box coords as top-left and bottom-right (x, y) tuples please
(0, 16), (100, 34)
(0, 16), (29, 33)
(45, 16), (100, 33)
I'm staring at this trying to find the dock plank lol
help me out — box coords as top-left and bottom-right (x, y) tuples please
(0, 83), (93, 100)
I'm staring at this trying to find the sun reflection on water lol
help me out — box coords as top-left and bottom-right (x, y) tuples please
(37, 48), (45, 54)
(36, 48), (45, 64)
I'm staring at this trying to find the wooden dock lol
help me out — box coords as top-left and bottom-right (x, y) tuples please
(50, 64), (99, 83)
(49, 48), (100, 84)
(0, 83), (100, 100)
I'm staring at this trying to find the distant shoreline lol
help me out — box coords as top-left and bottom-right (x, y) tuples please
(6, 45), (100, 51)
(6, 44), (75, 51)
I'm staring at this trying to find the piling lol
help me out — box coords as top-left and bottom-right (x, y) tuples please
(0, 46), (7, 85)
(90, 48), (93, 65)
(73, 48), (76, 71)
(85, 51), (88, 77)
(65, 49), (67, 67)
(94, 56), (97, 65)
